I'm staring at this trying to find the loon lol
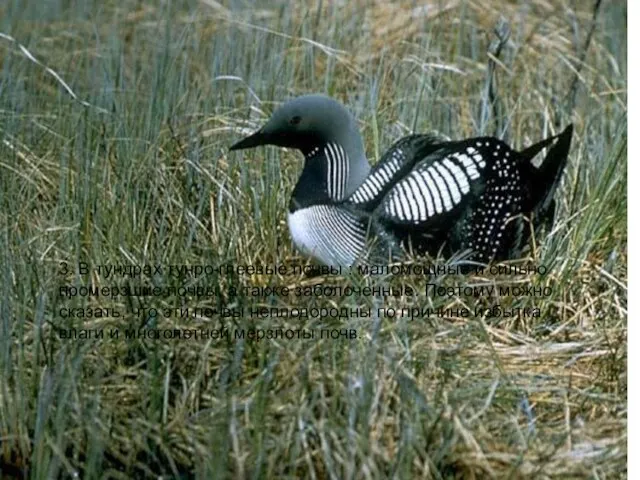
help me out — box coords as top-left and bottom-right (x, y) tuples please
(230, 95), (573, 267)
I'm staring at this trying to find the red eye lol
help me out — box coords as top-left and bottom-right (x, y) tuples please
(290, 116), (302, 125)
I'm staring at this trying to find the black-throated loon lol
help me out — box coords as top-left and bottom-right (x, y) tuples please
(230, 94), (573, 267)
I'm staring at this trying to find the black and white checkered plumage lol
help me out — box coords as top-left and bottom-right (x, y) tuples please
(346, 131), (573, 263)
(230, 95), (573, 267)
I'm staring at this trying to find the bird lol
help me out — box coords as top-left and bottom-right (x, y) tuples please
(230, 94), (573, 268)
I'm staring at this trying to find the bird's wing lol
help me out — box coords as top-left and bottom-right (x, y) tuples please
(351, 134), (516, 227)
(346, 135), (444, 208)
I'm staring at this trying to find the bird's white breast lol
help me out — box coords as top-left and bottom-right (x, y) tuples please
(288, 209), (317, 259)
(287, 206), (366, 267)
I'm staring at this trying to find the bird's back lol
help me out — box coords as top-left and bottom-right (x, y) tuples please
(346, 125), (573, 263)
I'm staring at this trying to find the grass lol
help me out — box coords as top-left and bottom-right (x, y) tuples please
(0, 0), (627, 478)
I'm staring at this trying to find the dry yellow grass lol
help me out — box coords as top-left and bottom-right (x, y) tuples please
(0, 0), (626, 478)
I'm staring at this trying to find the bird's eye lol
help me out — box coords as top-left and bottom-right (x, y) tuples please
(290, 115), (302, 125)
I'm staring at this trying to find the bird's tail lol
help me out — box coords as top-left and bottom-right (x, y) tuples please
(520, 124), (574, 216)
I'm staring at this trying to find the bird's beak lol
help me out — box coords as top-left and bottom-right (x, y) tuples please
(229, 129), (269, 151)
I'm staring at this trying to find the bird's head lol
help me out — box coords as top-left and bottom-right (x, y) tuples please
(229, 94), (357, 155)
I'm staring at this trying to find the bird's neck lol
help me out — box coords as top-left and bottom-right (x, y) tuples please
(290, 141), (370, 212)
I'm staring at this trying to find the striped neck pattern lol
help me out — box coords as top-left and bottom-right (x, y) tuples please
(291, 141), (353, 210)
(323, 142), (350, 201)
